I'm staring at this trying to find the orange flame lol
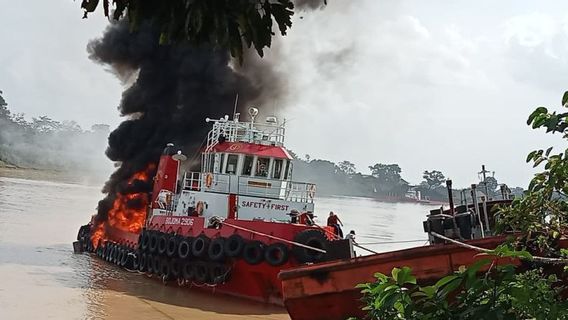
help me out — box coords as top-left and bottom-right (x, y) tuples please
(91, 164), (156, 247)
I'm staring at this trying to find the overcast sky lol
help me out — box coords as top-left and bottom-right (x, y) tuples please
(1, 0), (568, 188)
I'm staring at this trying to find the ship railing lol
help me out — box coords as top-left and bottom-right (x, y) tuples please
(182, 171), (316, 203)
(205, 119), (285, 151)
(285, 181), (316, 203)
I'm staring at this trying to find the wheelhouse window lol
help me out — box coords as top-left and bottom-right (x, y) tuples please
(226, 154), (239, 174)
(284, 160), (291, 180)
(272, 159), (283, 179)
(242, 156), (254, 176)
(256, 157), (269, 177)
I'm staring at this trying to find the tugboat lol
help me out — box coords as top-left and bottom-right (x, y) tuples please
(74, 107), (353, 304)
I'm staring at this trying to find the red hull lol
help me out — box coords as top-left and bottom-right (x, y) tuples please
(279, 237), (568, 320)
(98, 215), (337, 305)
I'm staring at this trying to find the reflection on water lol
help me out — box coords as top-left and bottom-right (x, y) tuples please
(0, 177), (436, 319)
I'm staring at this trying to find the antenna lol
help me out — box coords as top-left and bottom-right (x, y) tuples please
(233, 94), (239, 120)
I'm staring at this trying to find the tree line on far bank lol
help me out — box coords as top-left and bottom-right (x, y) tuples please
(0, 90), (523, 199)
(291, 153), (524, 201)
(0, 90), (110, 172)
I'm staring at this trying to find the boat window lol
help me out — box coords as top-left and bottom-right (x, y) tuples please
(284, 160), (291, 180)
(220, 153), (226, 173)
(256, 157), (269, 177)
(242, 156), (254, 176)
(272, 159), (283, 179)
(206, 154), (214, 173)
(226, 154), (239, 175)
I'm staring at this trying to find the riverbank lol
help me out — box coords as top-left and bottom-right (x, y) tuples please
(0, 161), (108, 186)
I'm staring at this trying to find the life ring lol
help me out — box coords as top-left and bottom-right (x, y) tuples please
(243, 240), (265, 265)
(307, 184), (316, 199)
(205, 173), (213, 188)
(208, 237), (226, 262)
(195, 201), (204, 216)
(292, 229), (328, 263)
(224, 234), (245, 257)
(264, 243), (289, 266)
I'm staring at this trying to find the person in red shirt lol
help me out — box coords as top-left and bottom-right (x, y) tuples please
(327, 211), (343, 238)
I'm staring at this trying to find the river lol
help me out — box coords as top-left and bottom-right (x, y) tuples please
(0, 176), (437, 319)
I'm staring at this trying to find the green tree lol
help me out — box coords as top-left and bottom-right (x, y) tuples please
(369, 163), (402, 184)
(0, 90), (9, 120)
(422, 170), (445, 189)
(338, 160), (356, 175)
(355, 261), (568, 320)
(79, 0), (320, 62)
(497, 91), (568, 252)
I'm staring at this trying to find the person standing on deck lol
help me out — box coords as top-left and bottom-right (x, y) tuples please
(327, 211), (344, 238)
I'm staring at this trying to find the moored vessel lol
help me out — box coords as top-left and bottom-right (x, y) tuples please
(75, 108), (353, 304)
(278, 183), (568, 320)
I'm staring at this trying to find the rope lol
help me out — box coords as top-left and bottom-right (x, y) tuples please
(220, 220), (327, 254)
(310, 221), (380, 254)
(352, 242), (379, 254)
(430, 232), (568, 265)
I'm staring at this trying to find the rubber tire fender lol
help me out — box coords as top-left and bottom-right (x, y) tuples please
(169, 259), (181, 279)
(182, 261), (195, 280)
(264, 243), (289, 266)
(149, 231), (159, 253)
(139, 253), (148, 272)
(140, 230), (150, 252)
(166, 235), (180, 258)
(160, 258), (171, 280)
(146, 254), (154, 274)
(131, 251), (140, 270)
(191, 235), (210, 258)
(243, 241), (265, 265)
(158, 233), (169, 256)
(224, 234), (245, 258)
(120, 248), (130, 267)
(194, 261), (210, 283)
(117, 247), (125, 266)
(209, 263), (229, 284)
(178, 237), (193, 259)
(208, 237), (226, 262)
(152, 255), (161, 275)
(292, 229), (329, 263)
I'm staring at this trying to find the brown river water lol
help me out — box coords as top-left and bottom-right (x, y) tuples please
(0, 176), (436, 320)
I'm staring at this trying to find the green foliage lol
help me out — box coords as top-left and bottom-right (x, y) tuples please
(497, 91), (568, 252)
(80, 0), (307, 62)
(369, 163), (403, 184)
(0, 90), (9, 120)
(355, 262), (568, 320)
(338, 160), (356, 175)
(422, 170), (445, 189)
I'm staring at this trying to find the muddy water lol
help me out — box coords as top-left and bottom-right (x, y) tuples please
(0, 176), (435, 319)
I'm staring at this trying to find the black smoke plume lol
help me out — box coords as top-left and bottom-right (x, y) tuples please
(88, 21), (284, 225)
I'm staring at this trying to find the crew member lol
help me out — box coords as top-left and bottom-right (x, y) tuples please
(345, 230), (357, 244)
(327, 211), (344, 238)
